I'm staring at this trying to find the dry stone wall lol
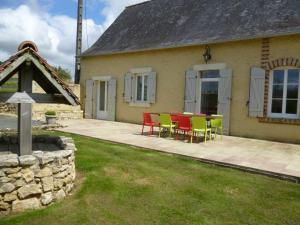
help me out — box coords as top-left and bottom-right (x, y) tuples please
(0, 103), (16, 114)
(0, 136), (76, 214)
(0, 83), (83, 120)
(32, 83), (83, 120)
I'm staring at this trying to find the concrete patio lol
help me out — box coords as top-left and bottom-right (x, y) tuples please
(56, 119), (300, 182)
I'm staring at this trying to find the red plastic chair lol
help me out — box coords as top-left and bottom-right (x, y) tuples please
(171, 113), (180, 124)
(171, 113), (180, 131)
(142, 113), (157, 135)
(176, 115), (192, 140)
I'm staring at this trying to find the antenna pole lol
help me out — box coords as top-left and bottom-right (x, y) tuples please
(75, 0), (83, 84)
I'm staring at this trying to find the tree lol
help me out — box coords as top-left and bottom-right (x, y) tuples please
(54, 66), (72, 82)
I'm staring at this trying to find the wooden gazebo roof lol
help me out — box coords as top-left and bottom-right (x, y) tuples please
(0, 41), (80, 106)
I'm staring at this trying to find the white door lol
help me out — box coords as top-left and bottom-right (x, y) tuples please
(96, 80), (108, 120)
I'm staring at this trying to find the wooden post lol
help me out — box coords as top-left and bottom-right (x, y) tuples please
(18, 62), (33, 155)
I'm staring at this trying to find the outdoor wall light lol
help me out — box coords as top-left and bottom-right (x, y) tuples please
(203, 45), (212, 63)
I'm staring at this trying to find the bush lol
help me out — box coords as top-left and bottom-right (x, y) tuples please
(54, 66), (72, 82)
(45, 110), (56, 116)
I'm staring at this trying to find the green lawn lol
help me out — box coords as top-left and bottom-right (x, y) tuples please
(0, 78), (18, 93)
(1, 132), (299, 225)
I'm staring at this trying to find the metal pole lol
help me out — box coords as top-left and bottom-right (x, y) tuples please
(74, 0), (83, 84)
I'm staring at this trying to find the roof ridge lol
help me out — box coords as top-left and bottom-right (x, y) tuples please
(126, 0), (151, 9)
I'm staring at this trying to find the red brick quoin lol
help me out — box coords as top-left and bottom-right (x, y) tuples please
(266, 57), (300, 70)
(261, 54), (300, 124)
(260, 38), (300, 124)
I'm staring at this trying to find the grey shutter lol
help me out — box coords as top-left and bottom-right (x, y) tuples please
(184, 70), (197, 113)
(132, 75), (137, 103)
(147, 72), (157, 103)
(249, 67), (265, 117)
(107, 79), (117, 121)
(124, 73), (133, 102)
(218, 69), (232, 135)
(85, 79), (94, 119)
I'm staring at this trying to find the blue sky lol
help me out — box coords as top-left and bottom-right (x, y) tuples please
(0, 0), (106, 24)
(0, 0), (145, 77)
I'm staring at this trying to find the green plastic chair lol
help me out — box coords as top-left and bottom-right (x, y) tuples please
(191, 117), (211, 143)
(159, 114), (176, 138)
(210, 115), (223, 140)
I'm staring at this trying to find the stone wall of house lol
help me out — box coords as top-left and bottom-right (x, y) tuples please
(0, 136), (76, 214)
(81, 34), (300, 144)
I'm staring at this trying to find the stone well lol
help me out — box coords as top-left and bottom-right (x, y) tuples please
(0, 135), (76, 214)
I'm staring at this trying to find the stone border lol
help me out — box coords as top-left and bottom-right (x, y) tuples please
(0, 136), (76, 214)
(0, 123), (67, 133)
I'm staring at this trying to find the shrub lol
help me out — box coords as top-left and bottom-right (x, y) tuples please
(45, 110), (56, 116)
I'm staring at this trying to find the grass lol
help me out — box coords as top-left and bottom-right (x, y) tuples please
(1, 131), (299, 225)
(0, 78), (18, 93)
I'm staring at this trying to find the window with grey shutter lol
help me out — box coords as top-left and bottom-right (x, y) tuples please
(124, 72), (133, 102)
(147, 72), (157, 103)
(85, 79), (94, 118)
(218, 69), (232, 135)
(249, 67), (265, 117)
(184, 69), (197, 113)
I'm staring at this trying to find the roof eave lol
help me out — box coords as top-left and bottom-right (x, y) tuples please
(81, 30), (300, 58)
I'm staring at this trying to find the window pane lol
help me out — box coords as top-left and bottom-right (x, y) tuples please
(288, 69), (299, 84)
(136, 76), (142, 101)
(272, 85), (283, 98)
(286, 100), (298, 114)
(287, 85), (299, 99)
(201, 70), (220, 79)
(273, 70), (284, 84)
(201, 81), (218, 115)
(143, 76), (148, 101)
(99, 81), (105, 111)
(271, 99), (283, 113)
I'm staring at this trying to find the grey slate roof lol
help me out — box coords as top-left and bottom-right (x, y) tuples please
(83, 0), (300, 57)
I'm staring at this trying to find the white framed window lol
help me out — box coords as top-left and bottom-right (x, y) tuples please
(124, 68), (156, 106)
(198, 70), (220, 115)
(268, 68), (300, 119)
(135, 73), (148, 102)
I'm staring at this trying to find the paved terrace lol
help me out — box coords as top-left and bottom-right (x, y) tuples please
(56, 119), (300, 182)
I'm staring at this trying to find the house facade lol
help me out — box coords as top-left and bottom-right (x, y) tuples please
(80, 0), (300, 143)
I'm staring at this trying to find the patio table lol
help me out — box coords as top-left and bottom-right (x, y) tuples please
(149, 113), (223, 141)
(150, 113), (223, 131)
(150, 112), (223, 120)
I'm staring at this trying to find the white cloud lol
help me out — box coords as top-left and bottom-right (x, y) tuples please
(0, 4), (103, 78)
(99, 0), (147, 28)
(0, 0), (146, 79)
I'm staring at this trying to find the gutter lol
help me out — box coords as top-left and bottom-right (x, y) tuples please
(81, 30), (300, 58)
